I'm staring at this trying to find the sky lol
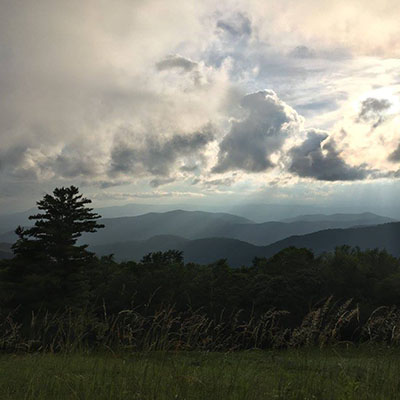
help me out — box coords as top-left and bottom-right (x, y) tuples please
(1, 0), (400, 214)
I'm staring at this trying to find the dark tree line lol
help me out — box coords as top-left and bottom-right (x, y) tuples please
(1, 186), (400, 324)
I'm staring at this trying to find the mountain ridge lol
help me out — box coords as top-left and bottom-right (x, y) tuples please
(91, 222), (400, 267)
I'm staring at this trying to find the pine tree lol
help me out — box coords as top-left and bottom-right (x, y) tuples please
(13, 186), (104, 263)
(3, 186), (104, 311)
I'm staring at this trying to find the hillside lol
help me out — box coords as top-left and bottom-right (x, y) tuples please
(2, 207), (395, 247)
(0, 208), (36, 235)
(0, 251), (12, 260)
(265, 222), (400, 257)
(83, 210), (254, 246)
(92, 222), (400, 266)
(82, 210), (395, 247)
(282, 212), (395, 224)
(4, 222), (400, 265)
(92, 235), (267, 267)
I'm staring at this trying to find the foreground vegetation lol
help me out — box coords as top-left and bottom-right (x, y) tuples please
(2, 347), (400, 400)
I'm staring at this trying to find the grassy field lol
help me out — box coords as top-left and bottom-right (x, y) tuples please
(1, 347), (399, 400)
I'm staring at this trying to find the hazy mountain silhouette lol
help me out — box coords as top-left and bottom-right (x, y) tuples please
(282, 212), (395, 224)
(2, 209), (394, 247)
(3, 201), (398, 231)
(0, 208), (36, 235)
(0, 242), (12, 259)
(81, 210), (254, 246)
(265, 222), (400, 257)
(3, 221), (399, 264)
(91, 222), (400, 266)
(92, 235), (266, 267)
(81, 210), (394, 246)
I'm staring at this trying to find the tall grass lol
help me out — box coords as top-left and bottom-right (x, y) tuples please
(2, 348), (400, 399)
(2, 298), (400, 353)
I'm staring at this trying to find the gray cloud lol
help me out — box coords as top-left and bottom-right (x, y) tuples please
(389, 144), (400, 162)
(110, 125), (215, 182)
(149, 177), (176, 187)
(0, 146), (28, 173)
(202, 177), (235, 187)
(357, 97), (391, 128)
(156, 54), (198, 72)
(216, 13), (252, 37)
(212, 90), (301, 173)
(289, 46), (316, 59)
(47, 146), (99, 179)
(289, 130), (370, 181)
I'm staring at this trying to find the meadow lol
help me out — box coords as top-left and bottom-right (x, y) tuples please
(1, 347), (399, 400)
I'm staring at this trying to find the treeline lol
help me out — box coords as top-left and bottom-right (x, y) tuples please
(1, 246), (400, 351)
(1, 186), (400, 350)
(3, 244), (400, 316)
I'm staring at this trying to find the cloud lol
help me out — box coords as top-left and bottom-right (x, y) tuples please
(0, 146), (28, 173)
(388, 144), (400, 163)
(246, 0), (400, 57)
(289, 130), (370, 181)
(289, 46), (316, 59)
(356, 97), (391, 128)
(194, 177), (236, 187)
(156, 55), (198, 72)
(47, 146), (100, 178)
(91, 190), (205, 201)
(149, 177), (176, 187)
(216, 13), (252, 37)
(212, 90), (302, 173)
(2, 0), (400, 211)
(110, 124), (215, 181)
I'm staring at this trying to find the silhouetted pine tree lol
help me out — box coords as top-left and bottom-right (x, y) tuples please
(3, 186), (104, 311)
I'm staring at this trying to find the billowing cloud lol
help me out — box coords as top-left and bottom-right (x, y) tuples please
(212, 90), (302, 173)
(289, 130), (370, 181)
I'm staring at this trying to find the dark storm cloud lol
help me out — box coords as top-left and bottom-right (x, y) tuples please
(212, 90), (300, 173)
(357, 97), (391, 128)
(110, 125), (215, 179)
(388, 143), (400, 162)
(156, 55), (198, 72)
(289, 130), (370, 181)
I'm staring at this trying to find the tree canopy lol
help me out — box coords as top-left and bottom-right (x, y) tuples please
(2, 186), (104, 311)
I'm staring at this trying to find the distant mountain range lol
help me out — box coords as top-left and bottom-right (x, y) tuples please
(1, 209), (398, 266)
(2, 202), (399, 233)
(80, 210), (395, 247)
(92, 222), (400, 267)
(282, 212), (394, 224)
(92, 235), (268, 267)
(0, 243), (12, 259)
(264, 222), (400, 258)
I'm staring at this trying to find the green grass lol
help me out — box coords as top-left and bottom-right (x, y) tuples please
(1, 347), (399, 399)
